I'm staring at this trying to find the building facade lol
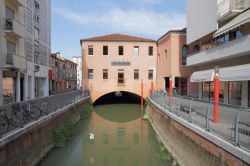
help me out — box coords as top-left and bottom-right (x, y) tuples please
(0, 0), (50, 105)
(72, 56), (83, 87)
(25, 0), (51, 99)
(50, 52), (77, 93)
(187, 0), (250, 107)
(80, 34), (157, 102)
(156, 29), (198, 97)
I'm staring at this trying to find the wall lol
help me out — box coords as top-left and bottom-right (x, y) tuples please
(82, 41), (157, 102)
(187, 0), (217, 44)
(147, 100), (249, 166)
(0, 98), (89, 166)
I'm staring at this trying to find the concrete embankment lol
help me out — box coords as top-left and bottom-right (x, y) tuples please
(146, 99), (250, 166)
(0, 97), (89, 166)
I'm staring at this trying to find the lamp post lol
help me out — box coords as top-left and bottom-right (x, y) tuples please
(214, 66), (220, 123)
(169, 75), (173, 97)
(150, 81), (153, 97)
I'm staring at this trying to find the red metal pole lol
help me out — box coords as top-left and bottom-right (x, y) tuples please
(214, 76), (219, 123)
(169, 77), (173, 97)
(141, 80), (144, 111)
(150, 81), (153, 96)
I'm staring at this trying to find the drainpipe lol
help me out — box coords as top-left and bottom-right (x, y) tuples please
(214, 66), (220, 123)
(141, 79), (144, 111)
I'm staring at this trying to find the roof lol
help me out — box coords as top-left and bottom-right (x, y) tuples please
(157, 28), (186, 43)
(80, 33), (156, 43)
(214, 9), (250, 38)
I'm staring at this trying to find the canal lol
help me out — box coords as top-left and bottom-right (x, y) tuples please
(39, 104), (176, 166)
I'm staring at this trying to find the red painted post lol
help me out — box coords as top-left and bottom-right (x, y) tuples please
(141, 80), (144, 111)
(150, 81), (153, 96)
(169, 76), (173, 97)
(214, 67), (220, 123)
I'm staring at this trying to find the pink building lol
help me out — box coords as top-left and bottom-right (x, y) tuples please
(156, 29), (198, 97)
(80, 34), (157, 102)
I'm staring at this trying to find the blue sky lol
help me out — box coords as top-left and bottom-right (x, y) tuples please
(51, 0), (186, 59)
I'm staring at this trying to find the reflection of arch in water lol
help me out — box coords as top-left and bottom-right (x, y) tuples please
(93, 91), (143, 105)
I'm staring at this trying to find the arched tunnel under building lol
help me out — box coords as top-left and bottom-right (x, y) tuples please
(93, 91), (142, 105)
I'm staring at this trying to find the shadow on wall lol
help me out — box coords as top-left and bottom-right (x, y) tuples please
(93, 91), (142, 106)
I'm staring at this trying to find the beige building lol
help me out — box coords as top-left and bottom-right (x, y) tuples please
(0, 0), (26, 105)
(187, 0), (250, 107)
(0, 0), (51, 105)
(156, 29), (198, 97)
(80, 34), (157, 102)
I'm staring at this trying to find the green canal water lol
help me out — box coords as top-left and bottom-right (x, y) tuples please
(39, 104), (175, 166)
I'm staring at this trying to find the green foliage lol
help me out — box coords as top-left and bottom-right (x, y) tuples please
(52, 121), (75, 148)
(81, 100), (93, 118)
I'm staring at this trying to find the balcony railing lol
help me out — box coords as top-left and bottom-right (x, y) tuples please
(6, 54), (14, 65)
(217, 0), (250, 20)
(4, 19), (25, 38)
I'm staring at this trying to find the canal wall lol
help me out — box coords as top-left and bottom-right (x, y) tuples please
(0, 97), (89, 166)
(147, 99), (250, 166)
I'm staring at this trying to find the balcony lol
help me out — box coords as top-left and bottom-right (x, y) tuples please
(217, 0), (250, 23)
(187, 35), (250, 66)
(5, 19), (25, 38)
(9, 0), (25, 6)
(5, 54), (26, 70)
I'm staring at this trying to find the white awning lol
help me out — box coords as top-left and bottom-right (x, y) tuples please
(190, 69), (214, 82)
(190, 64), (250, 82)
(214, 9), (250, 38)
(220, 64), (250, 81)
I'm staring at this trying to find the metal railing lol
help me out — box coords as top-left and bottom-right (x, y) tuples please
(150, 90), (250, 152)
(0, 90), (89, 138)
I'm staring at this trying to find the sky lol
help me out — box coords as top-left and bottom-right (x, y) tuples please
(51, 0), (186, 59)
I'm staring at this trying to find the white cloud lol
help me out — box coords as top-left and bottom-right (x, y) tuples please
(53, 5), (186, 38)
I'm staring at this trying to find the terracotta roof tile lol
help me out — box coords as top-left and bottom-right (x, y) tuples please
(80, 33), (156, 42)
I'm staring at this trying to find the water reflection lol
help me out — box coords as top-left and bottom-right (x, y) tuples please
(39, 104), (171, 166)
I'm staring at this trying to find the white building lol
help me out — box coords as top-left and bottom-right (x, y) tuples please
(187, 0), (250, 107)
(0, 0), (51, 105)
(25, 0), (51, 99)
(72, 56), (82, 87)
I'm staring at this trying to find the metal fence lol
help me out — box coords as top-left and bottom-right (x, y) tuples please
(151, 90), (250, 152)
(0, 90), (89, 138)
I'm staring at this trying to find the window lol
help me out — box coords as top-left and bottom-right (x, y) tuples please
(103, 69), (108, 79)
(192, 45), (200, 53)
(134, 46), (139, 56)
(103, 46), (108, 55)
(148, 46), (153, 56)
(119, 46), (124, 55)
(118, 69), (124, 84)
(5, 7), (14, 20)
(34, 1), (39, 11)
(148, 70), (153, 80)
(34, 27), (39, 39)
(182, 45), (188, 65)
(134, 69), (139, 80)
(34, 52), (39, 64)
(88, 45), (93, 55)
(229, 81), (242, 106)
(35, 15), (39, 22)
(88, 69), (93, 79)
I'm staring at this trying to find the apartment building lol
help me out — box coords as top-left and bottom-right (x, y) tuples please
(25, 0), (51, 99)
(0, 0), (26, 105)
(156, 29), (198, 97)
(50, 52), (77, 92)
(187, 0), (250, 107)
(80, 34), (157, 102)
(72, 56), (83, 87)
(0, 0), (50, 105)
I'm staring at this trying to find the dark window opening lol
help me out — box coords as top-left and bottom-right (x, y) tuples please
(148, 46), (153, 56)
(88, 45), (93, 55)
(119, 46), (124, 55)
(88, 69), (93, 79)
(103, 46), (108, 55)
(134, 69), (139, 80)
(182, 45), (188, 65)
(148, 70), (153, 80)
(103, 69), (108, 79)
